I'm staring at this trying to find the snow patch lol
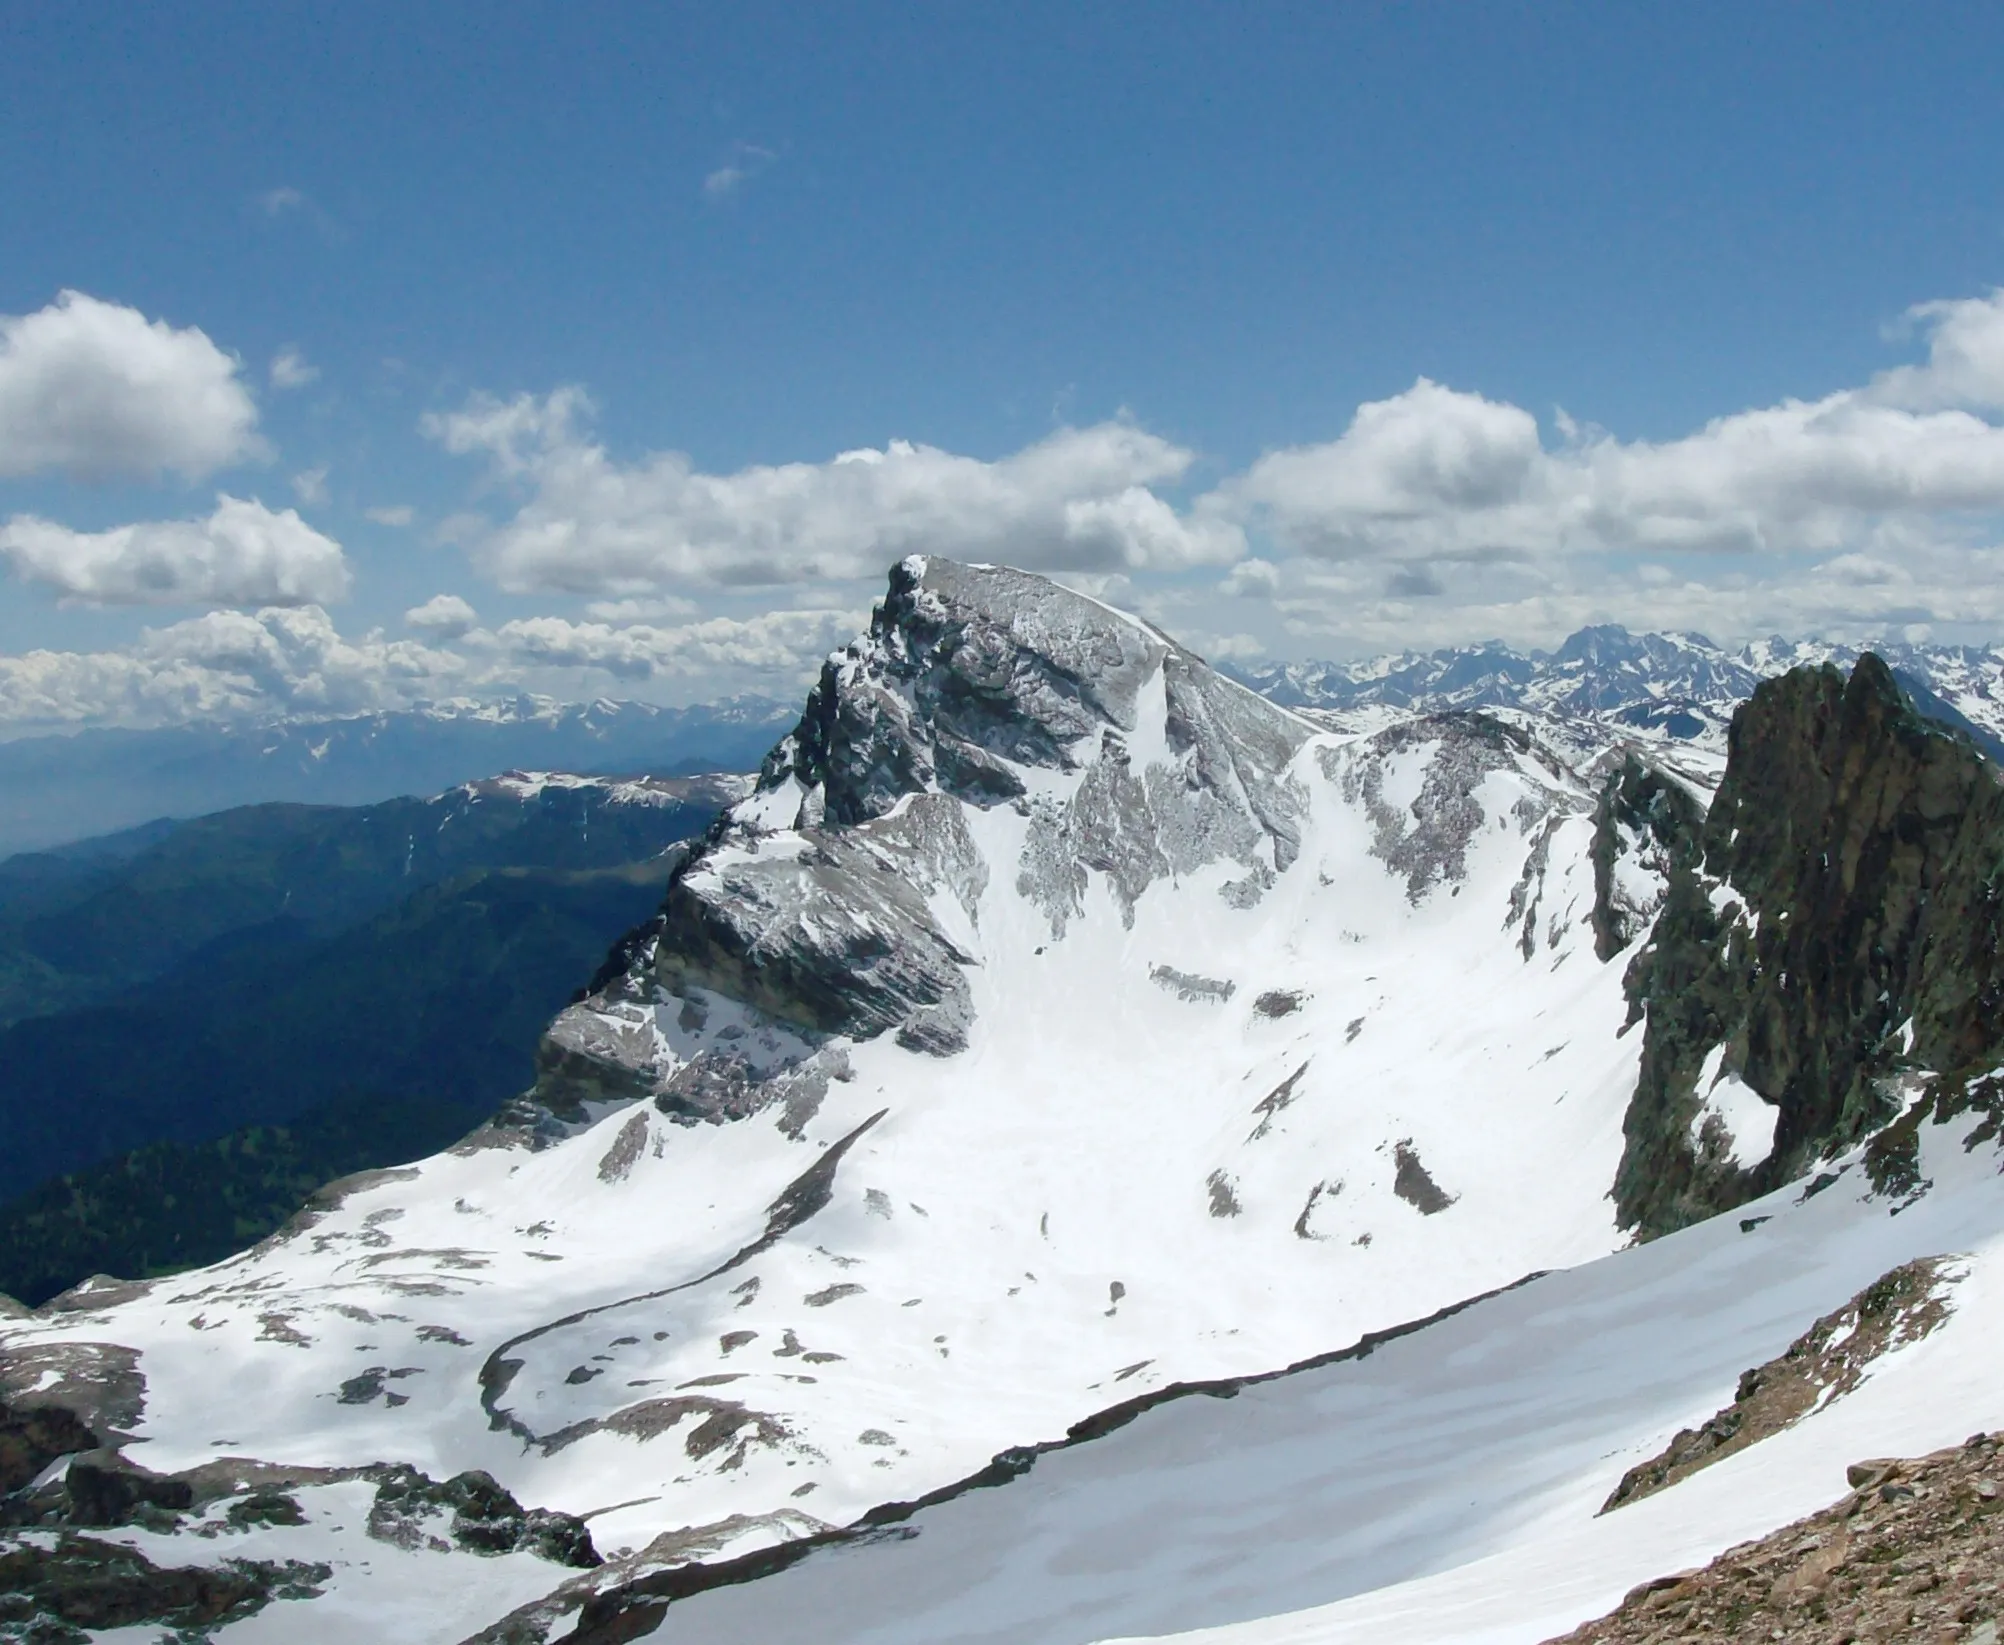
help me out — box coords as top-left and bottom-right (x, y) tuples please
(1689, 1043), (1778, 1170)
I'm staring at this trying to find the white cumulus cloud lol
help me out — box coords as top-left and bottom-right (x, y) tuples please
(424, 389), (1243, 594)
(0, 606), (469, 730)
(1219, 294), (2004, 586)
(0, 291), (262, 481)
(1869, 289), (2004, 410)
(493, 607), (864, 681)
(404, 593), (480, 638)
(0, 496), (351, 608)
(0, 600), (866, 732)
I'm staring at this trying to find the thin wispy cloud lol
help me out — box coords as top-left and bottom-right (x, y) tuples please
(270, 347), (318, 390)
(702, 143), (777, 201)
(254, 185), (345, 242)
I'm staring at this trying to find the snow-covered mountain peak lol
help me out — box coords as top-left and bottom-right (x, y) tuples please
(608, 558), (1328, 1065)
(456, 770), (756, 812)
(7, 564), (2003, 1643)
(756, 556), (1310, 828)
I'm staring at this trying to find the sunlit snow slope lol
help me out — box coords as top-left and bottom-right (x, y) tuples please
(0, 559), (1689, 1641)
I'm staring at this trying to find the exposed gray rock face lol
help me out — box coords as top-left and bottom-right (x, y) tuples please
(1322, 711), (1583, 905)
(656, 793), (983, 1053)
(769, 558), (1171, 824)
(1014, 651), (1313, 933)
(518, 558), (1318, 1115)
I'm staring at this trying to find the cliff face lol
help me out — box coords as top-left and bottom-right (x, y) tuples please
(1609, 653), (2004, 1236)
(525, 556), (1317, 1115)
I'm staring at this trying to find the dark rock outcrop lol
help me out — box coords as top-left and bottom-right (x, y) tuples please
(0, 1396), (95, 1496)
(0, 1534), (328, 1639)
(1612, 655), (2004, 1236)
(1589, 754), (1706, 963)
(367, 1465), (600, 1567)
(61, 1453), (195, 1529)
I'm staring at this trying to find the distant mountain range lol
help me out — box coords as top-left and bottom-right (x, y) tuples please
(0, 694), (791, 856)
(1229, 625), (2004, 759)
(5, 632), (1995, 864)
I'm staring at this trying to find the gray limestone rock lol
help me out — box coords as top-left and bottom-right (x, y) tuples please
(1325, 712), (1579, 904)
(517, 557), (1320, 1114)
(655, 803), (978, 1053)
(763, 558), (1170, 828)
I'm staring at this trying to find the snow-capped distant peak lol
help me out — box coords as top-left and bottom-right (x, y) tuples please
(1232, 624), (2004, 759)
(455, 770), (756, 809)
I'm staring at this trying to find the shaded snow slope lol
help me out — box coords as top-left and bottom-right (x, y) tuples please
(0, 560), (1668, 1641)
(573, 1097), (2004, 1645)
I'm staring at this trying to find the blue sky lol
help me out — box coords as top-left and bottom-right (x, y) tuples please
(5, 3), (2004, 727)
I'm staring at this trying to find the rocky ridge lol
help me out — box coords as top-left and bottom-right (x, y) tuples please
(1602, 1256), (1962, 1512)
(524, 556), (1317, 1118)
(1606, 655), (2004, 1236)
(1554, 1433), (2004, 1645)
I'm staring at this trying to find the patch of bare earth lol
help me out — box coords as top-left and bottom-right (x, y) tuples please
(1551, 1432), (2004, 1644)
(1604, 1257), (1960, 1513)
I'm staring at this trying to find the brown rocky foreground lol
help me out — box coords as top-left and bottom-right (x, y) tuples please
(1549, 1433), (2004, 1644)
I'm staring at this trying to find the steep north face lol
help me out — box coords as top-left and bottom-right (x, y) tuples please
(1605, 653), (2004, 1235)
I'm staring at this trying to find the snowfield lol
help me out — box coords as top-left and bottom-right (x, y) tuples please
(628, 1110), (2004, 1645)
(2, 558), (1991, 1645)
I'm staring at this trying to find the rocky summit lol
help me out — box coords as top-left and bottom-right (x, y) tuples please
(1612, 654), (2004, 1236)
(2, 558), (2004, 1645)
